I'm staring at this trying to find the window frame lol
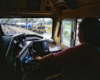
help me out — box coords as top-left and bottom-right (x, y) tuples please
(75, 18), (83, 46)
(61, 18), (76, 47)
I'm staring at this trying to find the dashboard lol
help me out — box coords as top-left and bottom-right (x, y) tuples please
(0, 33), (61, 80)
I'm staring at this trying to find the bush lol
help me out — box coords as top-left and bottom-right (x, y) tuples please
(63, 31), (70, 38)
(48, 26), (52, 32)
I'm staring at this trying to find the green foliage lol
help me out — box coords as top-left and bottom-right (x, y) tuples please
(45, 20), (52, 25)
(48, 26), (52, 32)
(62, 21), (72, 38)
(63, 31), (68, 36)
(63, 31), (70, 38)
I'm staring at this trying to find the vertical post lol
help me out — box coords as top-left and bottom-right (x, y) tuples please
(26, 18), (28, 29)
(32, 18), (33, 28)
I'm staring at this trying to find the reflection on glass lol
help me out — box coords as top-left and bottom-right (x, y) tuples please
(75, 19), (82, 46)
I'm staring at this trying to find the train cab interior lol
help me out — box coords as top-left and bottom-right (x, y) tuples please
(0, 0), (100, 80)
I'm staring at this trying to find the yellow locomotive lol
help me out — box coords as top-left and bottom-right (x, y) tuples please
(30, 22), (46, 34)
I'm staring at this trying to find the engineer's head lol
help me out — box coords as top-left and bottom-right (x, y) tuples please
(78, 17), (100, 45)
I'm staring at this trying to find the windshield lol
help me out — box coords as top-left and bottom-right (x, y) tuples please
(0, 18), (53, 38)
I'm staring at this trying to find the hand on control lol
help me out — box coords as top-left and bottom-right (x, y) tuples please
(32, 56), (43, 71)
(35, 56), (42, 61)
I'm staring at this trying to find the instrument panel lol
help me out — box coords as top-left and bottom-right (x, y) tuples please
(32, 40), (50, 54)
(1, 33), (50, 80)
(0, 33), (61, 80)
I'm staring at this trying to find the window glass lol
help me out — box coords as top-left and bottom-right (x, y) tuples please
(75, 19), (82, 46)
(0, 18), (53, 38)
(61, 20), (74, 47)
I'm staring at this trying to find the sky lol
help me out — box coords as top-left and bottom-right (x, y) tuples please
(13, 18), (52, 21)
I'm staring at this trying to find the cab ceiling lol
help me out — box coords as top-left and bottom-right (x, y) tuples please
(50, 0), (100, 11)
(0, 0), (61, 17)
(51, 0), (100, 7)
(0, 0), (100, 17)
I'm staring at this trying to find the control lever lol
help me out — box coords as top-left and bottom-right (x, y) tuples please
(29, 57), (35, 61)
(32, 50), (36, 53)
(30, 49), (36, 57)
(29, 57), (36, 65)
(29, 57), (40, 65)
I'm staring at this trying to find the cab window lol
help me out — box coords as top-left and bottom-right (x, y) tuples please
(61, 19), (75, 47)
(0, 18), (53, 39)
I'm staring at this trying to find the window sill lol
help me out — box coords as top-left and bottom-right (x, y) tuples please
(61, 43), (71, 48)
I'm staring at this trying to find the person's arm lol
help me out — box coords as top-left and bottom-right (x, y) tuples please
(32, 53), (53, 71)
(35, 53), (52, 63)
(32, 47), (74, 71)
